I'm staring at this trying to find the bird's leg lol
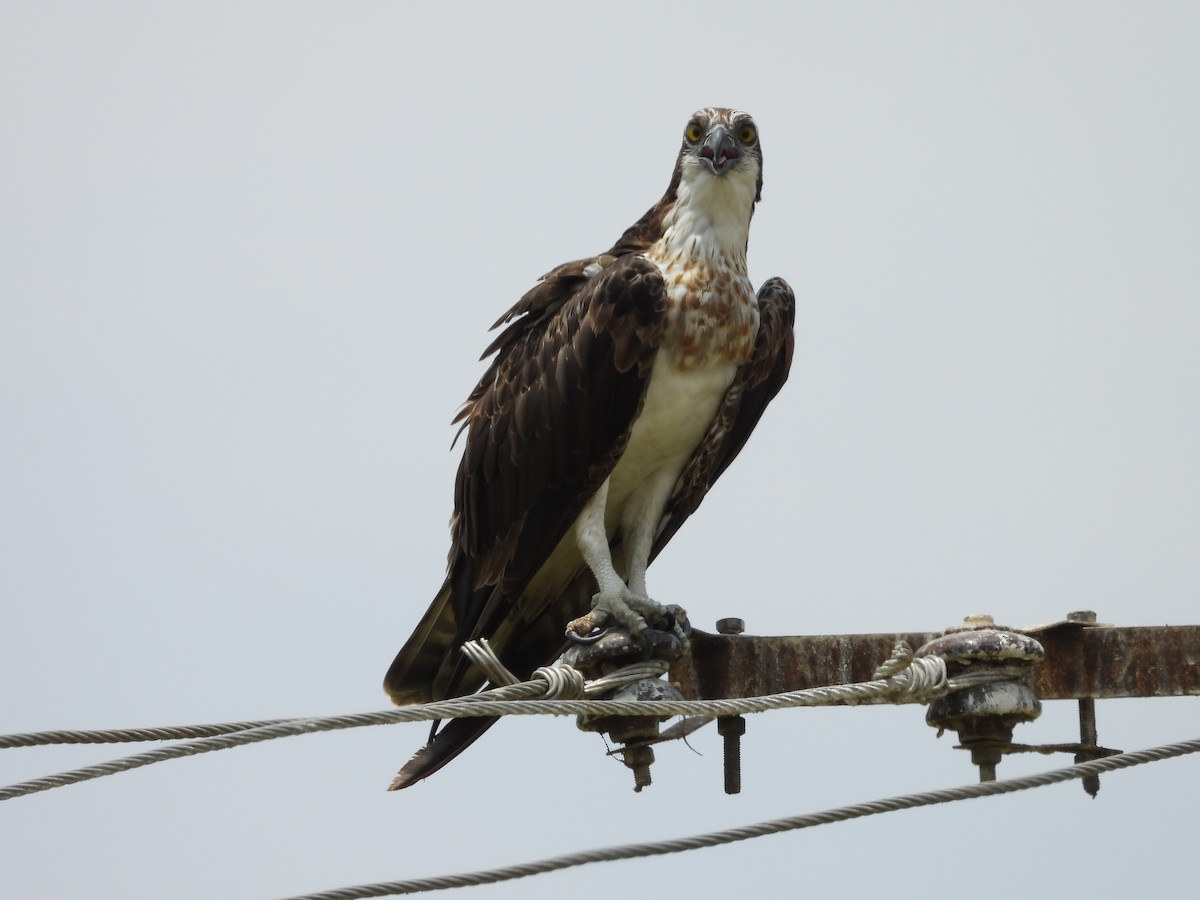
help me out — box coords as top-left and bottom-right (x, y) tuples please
(568, 479), (650, 636)
(620, 477), (688, 643)
(566, 475), (687, 641)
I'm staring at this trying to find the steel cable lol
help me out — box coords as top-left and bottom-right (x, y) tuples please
(283, 736), (1200, 898)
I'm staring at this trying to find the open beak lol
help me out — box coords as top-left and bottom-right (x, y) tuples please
(698, 125), (739, 173)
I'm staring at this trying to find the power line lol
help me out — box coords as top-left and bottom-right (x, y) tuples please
(282, 736), (1200, 899)
(0, 720), (288, 748)
(3, 638), (1197, 898)
(1, 644), (953, 802)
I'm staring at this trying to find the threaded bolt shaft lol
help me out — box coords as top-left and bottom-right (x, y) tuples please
(623, 745), (655, 793)
(715, 616), (748, 794)
(718, 714), (746, 794)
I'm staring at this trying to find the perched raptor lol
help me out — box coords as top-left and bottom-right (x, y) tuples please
(384, 107), (795, 788)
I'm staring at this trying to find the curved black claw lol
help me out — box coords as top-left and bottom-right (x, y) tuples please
(663, 605), (692, 637)
(566, 624), (620, 645)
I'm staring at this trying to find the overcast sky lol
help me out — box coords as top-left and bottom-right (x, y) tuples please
(2, 3), (1198, 898)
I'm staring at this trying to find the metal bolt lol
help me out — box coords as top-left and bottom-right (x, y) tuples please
(715, 616), (747, 793)
(623, 745), (654, 792)
(959, 720), (1008, 782)
(716, 617), (745, 635)
(1075, 697), (1101, 798)
(1069, 609), (1100, 797)
(718, 714), (746, 794)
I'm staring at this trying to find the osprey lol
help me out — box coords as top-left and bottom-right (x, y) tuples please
(384, 107), (795, 788)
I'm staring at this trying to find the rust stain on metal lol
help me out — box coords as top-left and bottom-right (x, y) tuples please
(1027, 623), (1200, 699)
(670, 625), (1200, 702)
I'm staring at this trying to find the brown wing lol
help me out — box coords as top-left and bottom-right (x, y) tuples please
(381, 255), (667, 787)
(383, 256), (667, 786)
(650, 276), (796, 559)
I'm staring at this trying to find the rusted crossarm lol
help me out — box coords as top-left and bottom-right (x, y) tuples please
(670, 623), (1200, 702)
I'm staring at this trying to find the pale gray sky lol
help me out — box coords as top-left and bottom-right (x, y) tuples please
(2, 3), (1198, 898)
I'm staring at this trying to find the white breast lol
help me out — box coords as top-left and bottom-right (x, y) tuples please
(597, 189), (760, 524)
(605, 345), (736, 515)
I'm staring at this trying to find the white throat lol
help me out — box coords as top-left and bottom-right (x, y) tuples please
(658, 158), (758, 272)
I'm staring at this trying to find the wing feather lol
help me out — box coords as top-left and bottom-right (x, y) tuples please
(384, 255), (668, 709)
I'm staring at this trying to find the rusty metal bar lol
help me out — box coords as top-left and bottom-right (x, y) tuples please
(669, 624), (1200, 703)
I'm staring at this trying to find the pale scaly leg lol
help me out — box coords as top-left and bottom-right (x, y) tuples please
(620, 470), (688, 639)
(566, 474), (687, 639)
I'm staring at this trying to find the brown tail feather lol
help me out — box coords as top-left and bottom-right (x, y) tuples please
(383, 580), (460, 705)
(387, 716), (499, 790)
(384, 578), (502, 791)
(383, 572), (595, 788)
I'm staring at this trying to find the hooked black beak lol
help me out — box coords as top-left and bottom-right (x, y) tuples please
(698, 125), (739, 173)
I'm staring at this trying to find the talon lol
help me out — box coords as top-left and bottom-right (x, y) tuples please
(566, 624), (611, 644)
(664, 604), (689, 632)
(566, 609), (610, 638)
(662, 604), (692, 649)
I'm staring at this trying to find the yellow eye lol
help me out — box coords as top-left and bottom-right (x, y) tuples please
(685, 123), (704, 143)
(738, 124), (757, 144)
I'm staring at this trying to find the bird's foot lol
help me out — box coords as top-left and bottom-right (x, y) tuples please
(566, 590), (689, 647)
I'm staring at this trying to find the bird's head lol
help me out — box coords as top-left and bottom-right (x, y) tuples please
(604, 107), (765, 260)
(675, 107), (763, 205)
